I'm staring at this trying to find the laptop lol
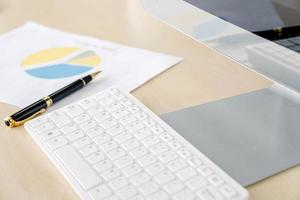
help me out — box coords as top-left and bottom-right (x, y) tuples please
(184, 0), (300, 53)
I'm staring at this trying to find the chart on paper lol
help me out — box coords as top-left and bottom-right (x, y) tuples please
(20, 47), (101, 79)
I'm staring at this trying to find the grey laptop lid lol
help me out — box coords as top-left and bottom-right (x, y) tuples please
(161, 84), (300, 186)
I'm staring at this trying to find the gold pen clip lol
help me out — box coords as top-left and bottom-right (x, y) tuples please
(4, 108), (46, 128)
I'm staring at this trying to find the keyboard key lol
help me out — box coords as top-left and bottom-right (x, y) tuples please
(121, 139), (140, 151)
(187, 157), (202, 167)
(66, 130), (84, 142)
(79, 144), (98, 157)
(137, 154), (156, 167)
(126, 121), (145, 132)
(150, 125), (165, 135)
(134, 128), (152, 140)
(119, 115), (137, 126)
(176, 167), (197, 181)
(107, 101), (124, 112)
(88, 185), (111, 200)
(130, 173), (150, 186)
(105, 195), (120, 200)
(94, 159), (113, 173)
(95, 111), (111, 122)
(101, 168), (121, 181)
(163, 180), (185, 194)
(168, 140), (182, 150)
(99, 96), (116, 106)
(219, 185), (237, 198)
(129, 195), (143, 200)
(135, 112), (148, 120)
(198, 165), (213, 177)
(208, 174), (224, 187)
(47, 136), (68, 150)
(72, 136), (91, 149)
(114, 131), (132, 143)
(128, 105), (140, 113)
(145, 162), (165, 176)
(79, 120), (97, 131)
(117, 185), (137, 200)
(86, 151), (105, 164)
(100, 117), (118, 129)
(55, 145), (102, 190)
(154, 171), (175, 185)
(159, 132), (172, 142)
(40, 129), (61, 141)
(139, 181), (159, 196)
(167, 159), (187, 172)
(108, 176), (129, 191)
(142, 135), (160, 147)
(87, 105), (104, 116)
(79, 98), (97, 110)
(129, 146), (148, 159)
(108, 124), (126, 136)
(61, 123), (78, 134)
(100, 140), (118, 152)
(158, 150), (178, 163)
(186, 176), (207, 190)
(49, 110), (70, 128)
(120, 98), (133, 106)
(148, 191), (169, 200)
(114, 156), (134, 168)
(177, 148), (192, 158)
(122, 164), (142, 177)
(289, 36), (300, 45)
(36, 122), (56, 133)
(276, 39), (295, 47)
(86, 126), (105, 138)
(196, 186), (223, 200)
(143, 118), (155, 127)
(290, 45), (300, 52)
(173, 189), (195, 200)
(112, 108), (130, 119)
(151, 143), (170, 155)
(107, 148), (126, 160)
(93, 133), (111, 145)
(64, 104), (83, 117)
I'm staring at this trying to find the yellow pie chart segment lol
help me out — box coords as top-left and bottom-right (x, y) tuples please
(21, 47), (80, 67)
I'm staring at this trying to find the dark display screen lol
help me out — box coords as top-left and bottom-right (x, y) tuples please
(184, 0), (300, 32)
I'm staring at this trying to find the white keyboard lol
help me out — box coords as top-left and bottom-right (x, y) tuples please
(25, 87), (248, 200)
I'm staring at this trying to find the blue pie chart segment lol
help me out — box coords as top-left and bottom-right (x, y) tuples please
(26, 63), (93, 79)
(21, 47), (101, 79)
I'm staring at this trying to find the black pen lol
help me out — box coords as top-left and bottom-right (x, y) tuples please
(4, 71), (101, 128)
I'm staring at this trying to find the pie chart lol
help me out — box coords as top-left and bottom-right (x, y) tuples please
(21, 47), (101, 79)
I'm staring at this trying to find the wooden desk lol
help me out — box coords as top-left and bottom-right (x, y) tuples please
(0, 0), (299, 199)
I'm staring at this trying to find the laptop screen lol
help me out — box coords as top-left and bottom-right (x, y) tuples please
(184, 0), (300, 33)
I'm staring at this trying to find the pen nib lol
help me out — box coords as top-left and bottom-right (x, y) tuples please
(90, 70), (102, 79)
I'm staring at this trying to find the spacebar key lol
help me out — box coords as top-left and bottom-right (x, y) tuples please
(55, 145), (102, 190)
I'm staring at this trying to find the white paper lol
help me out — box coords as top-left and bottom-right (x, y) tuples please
(0, 22), (182, 109)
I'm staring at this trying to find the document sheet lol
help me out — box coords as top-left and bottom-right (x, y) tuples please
(0, 22), (182, 108)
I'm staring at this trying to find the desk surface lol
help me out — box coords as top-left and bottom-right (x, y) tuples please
(0, 0), (299, 199)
